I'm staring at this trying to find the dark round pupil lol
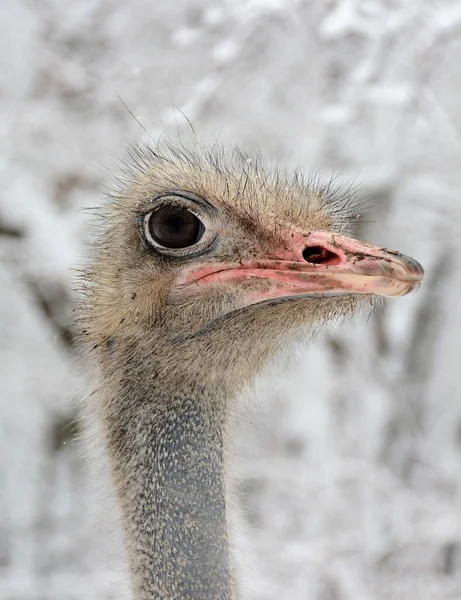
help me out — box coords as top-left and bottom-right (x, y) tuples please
(148, 206), (204, 249)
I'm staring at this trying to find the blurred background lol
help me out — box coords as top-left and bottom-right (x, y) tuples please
(1, 0), (461, 598)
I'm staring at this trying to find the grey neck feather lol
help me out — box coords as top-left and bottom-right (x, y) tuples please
(106, 392), (235, 600)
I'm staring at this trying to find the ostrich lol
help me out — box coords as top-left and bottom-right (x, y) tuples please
(80, 144), (423, 600)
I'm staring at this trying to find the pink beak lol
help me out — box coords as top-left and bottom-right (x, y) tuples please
(177, 230), (424, 306)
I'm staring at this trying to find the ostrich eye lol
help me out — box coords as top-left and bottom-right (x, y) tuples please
(145, 206), (205, 249)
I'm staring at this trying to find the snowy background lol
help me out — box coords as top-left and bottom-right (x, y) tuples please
(1, 0), (461, 598)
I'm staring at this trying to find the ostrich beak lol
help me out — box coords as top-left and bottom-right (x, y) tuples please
(178, 231), (424, 304)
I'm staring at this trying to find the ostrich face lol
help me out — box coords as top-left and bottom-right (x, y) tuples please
(87, 147), (423, 384)
(138, 188), (422, 326)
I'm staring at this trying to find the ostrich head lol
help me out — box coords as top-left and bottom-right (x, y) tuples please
(84, 145), (422, 397)
(81, 144), (423, 600)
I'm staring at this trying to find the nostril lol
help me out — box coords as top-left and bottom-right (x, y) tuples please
(302, 246), (341, 265)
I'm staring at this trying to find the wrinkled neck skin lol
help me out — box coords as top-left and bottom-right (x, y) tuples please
(99, 345), (239, 600)
(110, 396), (233, 599)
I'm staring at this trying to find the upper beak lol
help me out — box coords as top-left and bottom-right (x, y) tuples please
(177, 230), (424, 305)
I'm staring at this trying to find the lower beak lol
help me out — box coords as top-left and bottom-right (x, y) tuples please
(178, 231), (424, 304)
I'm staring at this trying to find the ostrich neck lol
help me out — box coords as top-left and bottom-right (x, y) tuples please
(106, 389), (234, 600)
